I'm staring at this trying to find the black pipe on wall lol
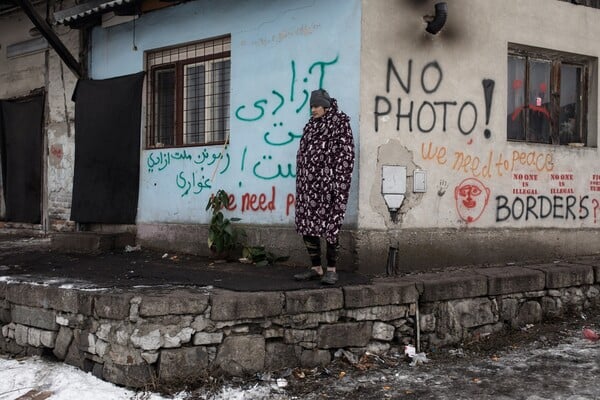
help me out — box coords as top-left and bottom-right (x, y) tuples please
(426, 2), (448, 35)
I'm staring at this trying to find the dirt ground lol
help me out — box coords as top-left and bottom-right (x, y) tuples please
(183, 309), (599, 399)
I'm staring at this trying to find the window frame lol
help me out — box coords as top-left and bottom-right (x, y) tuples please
(145, 36), (231, 149)
(181, 57), (231, 145)
(507, 44), (591, 147)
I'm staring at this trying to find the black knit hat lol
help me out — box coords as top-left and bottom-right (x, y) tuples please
(310, 89), (331, 108)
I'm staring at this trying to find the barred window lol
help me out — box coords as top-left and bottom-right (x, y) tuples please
(507, 44), (593, 146)
(146, 36), (231, 148)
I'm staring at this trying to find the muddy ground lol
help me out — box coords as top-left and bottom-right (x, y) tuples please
(173, 308), (598, 399)
(129, 292), (600, 400)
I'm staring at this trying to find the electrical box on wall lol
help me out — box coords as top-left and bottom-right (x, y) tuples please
(413, 170), (427, 193)
(381, 165), (406, 222)
(382, 165), (406, 195)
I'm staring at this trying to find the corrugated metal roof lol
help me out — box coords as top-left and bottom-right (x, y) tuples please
(54, 0), (134, 24)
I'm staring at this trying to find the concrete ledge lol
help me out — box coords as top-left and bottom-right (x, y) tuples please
(478, 266), (546, 295)
(1, 275), (599, 388)
(344, 281), (419, 308)
(285, 288), (343, 314)
(401, 270), (488, 301)
(2, 256), (600, 388)
(210, 290), (284, 321)
(139, 289), (210, 317)
(93, 292), (134, 319)
(530, 263), (595, 288)
(569, 259), (600, 283)
(11, 305), (58, 331)
(357, 228), (600, 274)
(6, 284), (80, 313)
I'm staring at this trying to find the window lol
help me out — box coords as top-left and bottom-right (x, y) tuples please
(146, 36), (231, 148)
(507, 44), (592, 146)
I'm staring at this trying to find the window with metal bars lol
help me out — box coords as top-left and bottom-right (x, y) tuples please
(146, 36), (231, 148)
(507, 44), (593, 146)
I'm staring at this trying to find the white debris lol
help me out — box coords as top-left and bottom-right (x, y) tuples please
(124, 244), (142, 252)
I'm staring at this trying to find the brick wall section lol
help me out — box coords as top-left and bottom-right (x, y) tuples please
(1, 263), (599, 388)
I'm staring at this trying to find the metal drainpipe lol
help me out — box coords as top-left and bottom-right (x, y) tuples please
(386, 246), (398, 276)
(415, 301), (421, 353)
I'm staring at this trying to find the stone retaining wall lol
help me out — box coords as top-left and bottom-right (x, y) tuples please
(1, 261), (599, 388)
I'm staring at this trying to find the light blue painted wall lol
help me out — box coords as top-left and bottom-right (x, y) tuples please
(90, 0), (361, 225)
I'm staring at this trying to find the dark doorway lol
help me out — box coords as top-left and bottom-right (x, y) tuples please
(70, 72), (144, 224)
(0, 92), (45, 223)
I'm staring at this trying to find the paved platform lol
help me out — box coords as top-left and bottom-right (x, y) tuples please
(1, 236), (599, 296)
(0, 237), (370, 291)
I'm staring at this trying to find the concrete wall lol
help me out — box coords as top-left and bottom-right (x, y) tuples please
(0, 10), (46, 97)
(45, 10), (79, 232)
(90, 0), (361, 229)
(4, 1), (600, 274)
(0, 3), (79, 232)
(358, 0), (600, 272)
(1, 260), (599, 387)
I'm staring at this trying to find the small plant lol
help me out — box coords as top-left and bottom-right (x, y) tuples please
(206, 190), (243, 256)
(206, 189), (289, 265)
(242, 245), (290, 267)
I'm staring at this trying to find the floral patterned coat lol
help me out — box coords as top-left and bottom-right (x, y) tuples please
(295, 99), (355, 244)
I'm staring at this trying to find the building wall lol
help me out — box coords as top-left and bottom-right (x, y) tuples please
(5, 1), (599, 273)
(90, 0), (600, 271)
(90, 0), (361, 228)
(0, 4), (78, 232)
(358, 0), (600, 272)
(45, 16), (79, 231)
(0, 10), (46, 98)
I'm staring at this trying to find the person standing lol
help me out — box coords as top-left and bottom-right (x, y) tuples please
(293, 89), (355, 285)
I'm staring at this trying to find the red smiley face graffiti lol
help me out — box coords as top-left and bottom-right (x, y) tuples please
(454, 177), (491, 223)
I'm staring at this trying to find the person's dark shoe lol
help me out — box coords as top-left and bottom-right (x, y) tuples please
(321, 271), (338, 285)
(294, 269), (322, 281)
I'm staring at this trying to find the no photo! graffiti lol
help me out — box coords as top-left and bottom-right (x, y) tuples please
(374, 58), (495, 138)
